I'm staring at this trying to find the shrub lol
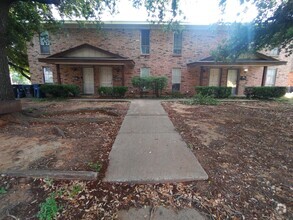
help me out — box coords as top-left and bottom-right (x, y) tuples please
(131, 76), (168, 97)
(244, 87), (287, 99)
(184, 94), (219, 105)
(37, 193), (60, 220)
(98, 86), (128, 98)
(40, 84), (80, 98)
(170, 91), (185, 98)
(195, 86), (232, 98)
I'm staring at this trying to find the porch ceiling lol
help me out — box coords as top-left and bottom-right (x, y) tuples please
(187, 52), (287, 67)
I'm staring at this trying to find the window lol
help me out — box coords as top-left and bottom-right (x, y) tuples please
(269, 47), (279, 56)
(140, 67), (150, 77)
(172, 68), (181, 92)
(39, 31), (50, 54)
(173, 32), (182, 55)
(265, 68), (277, 86)
(43, 67), (53, 83)
(209, 68), (220, 86)
(141, 30), (150, 54)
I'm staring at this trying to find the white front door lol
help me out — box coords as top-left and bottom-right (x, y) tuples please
(83, 67), (95, 94)
(100, 67), (113, 87)
(227, 69), (238, 95)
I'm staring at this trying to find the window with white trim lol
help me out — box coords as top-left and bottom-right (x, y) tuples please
(39, 31), (50, 54)
(173, 32), (182, 55)
(141, 30), (150, 54)
(265, 68), (277, 86)
(43, 67), (53, 83)
(140, 67), (150, 77)
(172, 68), (181, 92)
(209, 68), (220, 86)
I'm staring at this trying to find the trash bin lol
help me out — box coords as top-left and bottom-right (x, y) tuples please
(33, 84), (44, 98)
(23, 85), (33, 98)
(14, 85), (26, 98)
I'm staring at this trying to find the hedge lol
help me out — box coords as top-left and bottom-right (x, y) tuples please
(131, 76), (168, 97)
(195, 86), (232, 98)
(98, 86), (128, 98)
(244, 86), (287, 99)
(40, 84), (80, 98)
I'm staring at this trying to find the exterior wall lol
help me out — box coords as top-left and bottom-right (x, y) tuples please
(27, 25), (225, 95)
(27, 24), (292, 96)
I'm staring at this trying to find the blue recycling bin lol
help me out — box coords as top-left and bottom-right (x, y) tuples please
(33, 84), (44, 98)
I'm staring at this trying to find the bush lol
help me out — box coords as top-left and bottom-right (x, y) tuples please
(195, 86), (232, 98)
(131, 76), (168, 97)
(40, 84), (80, 98)
(98, 86), (128, 98)
(184, 94), (219, 105)
(244, 87), (287, 99)
(37, 193), (60, 220)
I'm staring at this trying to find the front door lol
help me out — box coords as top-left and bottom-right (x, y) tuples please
(227, 69), (238, 95)
(100, 67), (113, 87)
(83, 67), (95, 94)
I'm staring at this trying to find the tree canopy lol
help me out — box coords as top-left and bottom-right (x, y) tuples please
(213, 0), (293, 61)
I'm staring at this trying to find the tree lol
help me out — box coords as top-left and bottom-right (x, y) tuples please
(0, 0), (180, 101)
(214, 0), (293, 60)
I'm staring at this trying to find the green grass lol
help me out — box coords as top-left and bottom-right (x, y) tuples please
(184, 94), (219, 106)
(0, 187), (7, 195)
(88, 161), (102, 172)
(275, 96), (293, 104)
(37, 193), (61, 220)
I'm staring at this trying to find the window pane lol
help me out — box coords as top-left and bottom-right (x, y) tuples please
(140, 68), (150, 77)
(141, 30), (150, 54)
(40, 31), (50, 54)
(265, 68), (277, 86)
(209, 68), (220, 86)
(43, 67), (53, 83)
(172, 69), (181, 92)
(173, 32), (182, 54)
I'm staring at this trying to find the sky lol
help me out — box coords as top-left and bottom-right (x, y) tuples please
(99, 0), (258, 24)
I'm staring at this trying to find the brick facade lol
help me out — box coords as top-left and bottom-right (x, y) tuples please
(27, 23), (292, 96)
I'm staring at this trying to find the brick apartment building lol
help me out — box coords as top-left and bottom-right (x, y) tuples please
(27, 21), (293, 96)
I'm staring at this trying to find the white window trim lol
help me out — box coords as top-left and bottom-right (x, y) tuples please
(140, 30), (150, 55)
(208, 68), (221, 86)
(173, 32), (182, 55)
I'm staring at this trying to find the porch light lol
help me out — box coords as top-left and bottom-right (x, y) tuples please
(243, 67), (248, 72)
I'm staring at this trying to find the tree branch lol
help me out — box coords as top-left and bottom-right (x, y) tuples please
(8, 61), (31, 80)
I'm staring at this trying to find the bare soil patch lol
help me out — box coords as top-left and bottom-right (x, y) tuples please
(0, 99), (129, 172)
(162, 101), (292, 219)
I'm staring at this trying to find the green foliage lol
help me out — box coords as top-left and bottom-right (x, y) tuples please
(170, 91), (185, 98)
(216, 1), (293, 58)
(69, 184), (83, 198)
(37, 193), (60, 220)
(88, 161), (102, 172)
(244, 87), (287, 99)
(195, 86), (231, 98)
(43, 178), (53, 187)
(98, 86), (128, 98)
(40, 84), (80, 98)
(184, 94), (219, 105)
(0, 187), (7, 195)
(131, 76), (168, 97)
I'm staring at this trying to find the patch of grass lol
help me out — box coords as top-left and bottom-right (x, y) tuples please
(69, 184), (83, 198)
(0, 187), (7, 195)
(275, 97), (293, 104)
(88, 161), (102, 172)
(37, 192), (61, 220)
(184, 94), (219, 105)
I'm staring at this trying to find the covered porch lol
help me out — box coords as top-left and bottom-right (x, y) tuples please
(187, 53), (287, 96)
(39, 44), (135, 95)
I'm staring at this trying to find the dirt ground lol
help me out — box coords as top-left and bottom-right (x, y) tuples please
(0, 99), (292, 219)
(0, 99), (129, 172)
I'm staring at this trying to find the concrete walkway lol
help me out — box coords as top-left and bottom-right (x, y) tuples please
(103, 100), (208, 183)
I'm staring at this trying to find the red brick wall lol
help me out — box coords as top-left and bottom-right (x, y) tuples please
(27, 25), (292, 96)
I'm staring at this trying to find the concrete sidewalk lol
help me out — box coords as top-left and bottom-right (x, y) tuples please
(103, 100), (208, 183)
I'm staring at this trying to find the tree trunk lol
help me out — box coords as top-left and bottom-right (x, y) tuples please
(0, 1), (15, 101)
